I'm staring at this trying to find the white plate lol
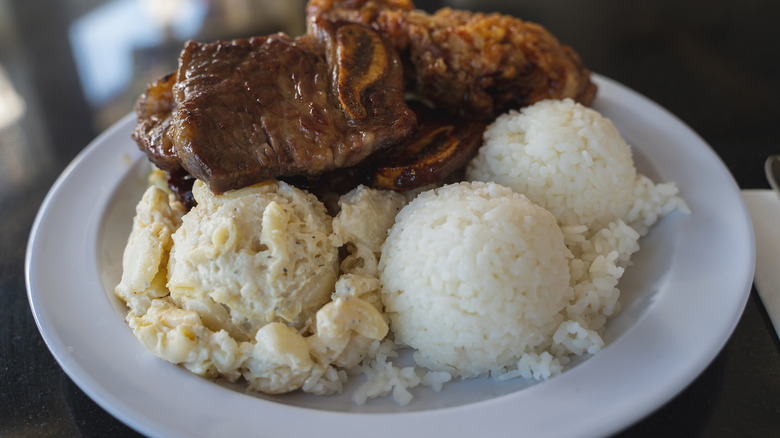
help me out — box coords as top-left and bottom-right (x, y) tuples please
(26, 75), (754, 438)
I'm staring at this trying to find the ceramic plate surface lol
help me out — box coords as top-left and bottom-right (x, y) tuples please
(26, 75), (754, 438)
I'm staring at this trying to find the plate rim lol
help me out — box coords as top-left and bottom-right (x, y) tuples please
(25, 74), (755, 438)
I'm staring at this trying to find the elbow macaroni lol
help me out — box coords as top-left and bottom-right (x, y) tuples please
(115, 181), (402, 396)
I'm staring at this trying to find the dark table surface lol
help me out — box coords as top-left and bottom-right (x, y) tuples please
(2, 0), (779, 436)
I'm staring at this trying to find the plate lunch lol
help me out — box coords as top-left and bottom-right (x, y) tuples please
(26, 75), (754, 438)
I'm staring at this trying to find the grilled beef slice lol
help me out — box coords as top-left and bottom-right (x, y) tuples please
(132, 72), (180, 173)
(132, 20), (416, 193)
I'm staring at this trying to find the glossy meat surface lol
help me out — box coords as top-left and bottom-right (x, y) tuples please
(132, 22), (415, 193)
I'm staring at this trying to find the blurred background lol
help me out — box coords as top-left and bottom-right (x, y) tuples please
(1, 0), (779, 436)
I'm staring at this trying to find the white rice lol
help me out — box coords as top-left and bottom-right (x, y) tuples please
(466, 98), (638, 230)
(356, 99), (688, 403)
(379, 181), (575, 379)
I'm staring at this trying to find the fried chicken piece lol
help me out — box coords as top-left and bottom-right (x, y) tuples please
(307, 0), (597, 120)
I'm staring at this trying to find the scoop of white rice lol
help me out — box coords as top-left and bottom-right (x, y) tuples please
(466, 98), (636, 230)
(379, 181), (574, 379)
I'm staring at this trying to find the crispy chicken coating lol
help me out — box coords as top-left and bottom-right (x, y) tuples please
(307, 0), (597, 120)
